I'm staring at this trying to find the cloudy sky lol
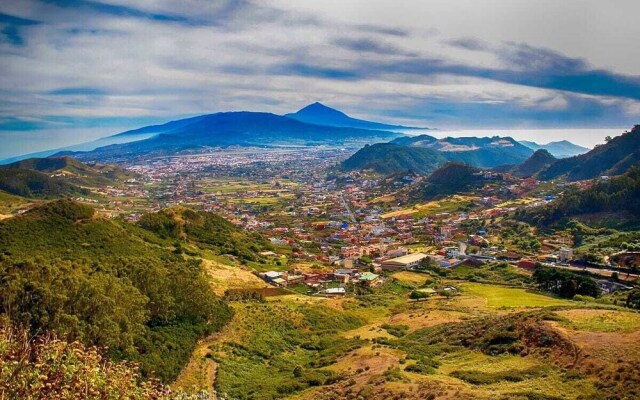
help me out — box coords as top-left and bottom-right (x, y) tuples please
(1, 0), (639, 157)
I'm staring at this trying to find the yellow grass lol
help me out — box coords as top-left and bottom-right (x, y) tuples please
(556, 309), (640, 333)
(202, 259), (267, 295)
(391, 271), (432, 286)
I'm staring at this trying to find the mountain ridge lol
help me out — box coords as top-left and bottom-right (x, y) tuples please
(285, 102), (426, 131)
(519, 139), (589, 158)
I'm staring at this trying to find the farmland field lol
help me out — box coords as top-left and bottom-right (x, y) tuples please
(459, 282), (574, 307)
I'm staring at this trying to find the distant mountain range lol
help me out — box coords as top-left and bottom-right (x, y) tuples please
(344, 126), (640, 181)
(343, 134), (536, 174)
(519, 140), (589, 158)
(43, 105), (418, 161)
(536, 125), (640, 181)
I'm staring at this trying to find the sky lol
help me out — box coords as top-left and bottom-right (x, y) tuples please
(1, 0), (640, 158)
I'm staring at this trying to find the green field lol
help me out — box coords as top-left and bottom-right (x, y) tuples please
(460, 282), (574, 307)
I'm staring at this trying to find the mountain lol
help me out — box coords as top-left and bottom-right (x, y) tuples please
(538, 125), (640, 181)
(341, 143), (446, 175)
(61, 112), (402, 160)
(409, 162), (488, 200)
(392, 135), (534, 168)
(512, 149), (557, 178)
(0, 168), (88, 198)
(285, 102), (425, 131)
(519, 140), (589, 158)
(0, 156), (136, 187)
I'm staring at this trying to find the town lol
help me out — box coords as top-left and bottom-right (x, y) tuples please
(73, 146), (637, 299)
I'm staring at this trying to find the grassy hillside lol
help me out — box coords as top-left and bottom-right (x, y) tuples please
(0, 200), (247, 382)
(0, 168), (88, 198)
(517, 165), (640, 226)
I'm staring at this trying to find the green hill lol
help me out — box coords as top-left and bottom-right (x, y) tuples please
(1, 156), (137, 187)
(0, 168), (88, 198)
(512, 149), (557, 178)
(341, 143), (446, 175)
(409, 162), (489, 200)
(538, 125), (640, 181)
(0, 200), (274, 381)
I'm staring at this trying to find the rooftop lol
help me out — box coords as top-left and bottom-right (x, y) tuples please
(382, 252), (427, 265)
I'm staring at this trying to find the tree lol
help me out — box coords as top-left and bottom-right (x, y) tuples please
(626, 289), (640, 310)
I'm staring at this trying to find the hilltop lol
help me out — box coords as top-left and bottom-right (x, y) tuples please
(341, 143), (446, 175)
(511, 149), (557, 178)
(394, 135), (534, 168)
(342, 135), (534, 176)
(285, 102), (425, 131)
(385, 135), (535, 169)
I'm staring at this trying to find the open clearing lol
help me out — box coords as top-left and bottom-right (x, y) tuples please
(202, 259), (267, 296)
(391, 271), (433, 285)
(460, 282), (574, 307)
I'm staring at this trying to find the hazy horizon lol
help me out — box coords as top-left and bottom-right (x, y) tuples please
(0, 123), (629, 160)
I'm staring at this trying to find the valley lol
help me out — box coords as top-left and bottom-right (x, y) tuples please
(1, 125), (639, 400)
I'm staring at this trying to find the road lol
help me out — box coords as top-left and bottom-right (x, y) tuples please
(545, 262), (640, 281)
(339, 191), (356, 224)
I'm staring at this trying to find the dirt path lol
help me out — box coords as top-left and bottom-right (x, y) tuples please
(171, 334), (219, 396)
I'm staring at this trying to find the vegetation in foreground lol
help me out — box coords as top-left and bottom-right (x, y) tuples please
(0, 200), (271, 382)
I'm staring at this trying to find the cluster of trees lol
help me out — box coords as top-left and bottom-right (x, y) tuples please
(532, 265), (601, 298)
(518, 165), (640, 226)
(412, 162), (488, 201)
(0, 200), (239, 382)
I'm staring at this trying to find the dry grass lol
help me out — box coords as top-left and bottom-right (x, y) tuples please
(556, 309), (640, 333)
(391, 271), (433, 286)
(201, 259), (267, 296)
